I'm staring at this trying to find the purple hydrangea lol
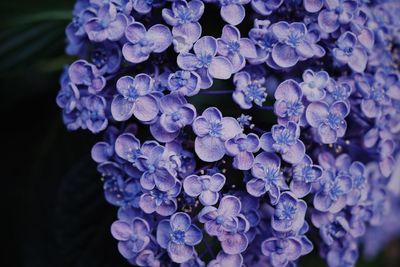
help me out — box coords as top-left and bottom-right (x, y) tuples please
(198, 195), (242, 236)
(270, 22), (318, 68)
(168, 70), (201, 96)
(274, 79), (305, 124)
(111, 74), (160, 122)
(123, 22), (172, 64)
(248, 19), (278, 65)
(133, 0), (165, 14)
(89, 41), (122, 75)
(192, 107), (242, 162)
(63, 95), (108, 133)
(217, 25), (257, 73)
(183, 173), (226, 205)
(325, 79), (352, 105)
(139, 181), (182, 216)
(58, 0), (400, 266)
(300, 69), (329, 101)
(136, 142), (177, 191)
(68, 60), (106, 94)
(111, 217), (151, 258)
(177, 36), (233, 89)
(306, 100), (350, 144)
(318, 0), (358, 33)
(246, 152), (287, 204)
(232, 71), (267, 109)
(85, 3), (128, 42)
(157, 212), (203, 263)
(153, 93), (196, 140)
(162, 0), (204, 52)
(261, 235), (303, 266)
(290, 155), (323, 198)
(260, 122), (306, 164)
(225, 133), (260, 170)
(56, 80), (80, 113)
(333, 31), (368, 73)
(314, 170), (353, 213)
(271, 192), (307, 233)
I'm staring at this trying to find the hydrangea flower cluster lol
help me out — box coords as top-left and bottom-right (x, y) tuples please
(57, 0), (400, 266)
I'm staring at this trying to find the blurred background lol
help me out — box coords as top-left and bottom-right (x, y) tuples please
(1, 1), (398, 266)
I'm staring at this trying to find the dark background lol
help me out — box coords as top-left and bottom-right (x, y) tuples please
(1, 1), (397, 266)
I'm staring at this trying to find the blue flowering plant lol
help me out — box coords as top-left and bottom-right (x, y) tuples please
(58, 0), (400, 266)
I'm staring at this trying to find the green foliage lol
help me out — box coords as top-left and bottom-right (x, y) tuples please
(0, 0), (74, 74)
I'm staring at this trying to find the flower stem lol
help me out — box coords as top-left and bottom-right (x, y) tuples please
(251, 126), (267, 134)
(199, 90), (232, 95)
(256, 105), (274, 111)
(203, 238), (215, 258)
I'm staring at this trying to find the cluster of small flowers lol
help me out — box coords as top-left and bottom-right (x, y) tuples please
(56, 0), (400, 266)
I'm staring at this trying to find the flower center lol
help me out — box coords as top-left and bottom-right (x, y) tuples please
(335, 5), (344, 14)
(147, 164), (156, 173)
(343, 47), (353, 55)
(129, 234), (138, 241)
(201, 179), (210, 190)
(126, 87), (139, 102)
(275, 130), (296, 146)
(171, 111), (182, 122)
(286, 32), (301, 47)
(227, 41), (240, 53)
(303, 166), (315, 183)
(327, 113), (342, 129)
(329, 180), (344, 200)
(176, 7), (193, 24)
(308, 81), (316, 88)
(244, 83), (267, 105)
(91, 49), (108, 69)
(215, 215), (225, 225)
(261, 33), (276, 51)
(286, 101), (304, 117)
(208, 121), (223, 137)
(171, 230), (186, 244)
(197, 53), (213, 68)
(265, 168), (279, 183)
(353, 175), (365, 189)
(331, 85), (347, 101)
(238, 142), (247, 151)
(154, 190), (168, 205)
(90, 110), (99, 121)
(127, 148), (141, 162)
(276, 201), (297, 221)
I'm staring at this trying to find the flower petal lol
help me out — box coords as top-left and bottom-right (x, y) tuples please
(194, 36), (217, 56)
(305, 101), (329, 127)
(272, 43), (299, 68)
(132, 95), (159, 122)
(183, 175), (203, 197)
(195, 135), (226, 162)
(147, 24), (173, 53)
(111, 95), (135, 121)
(168, 243), (194, 263)
(185, 225), (203, 246)
(220, 4), (245, 26)
(209, 56), (233, 80)
(111, 221), (131, 241)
